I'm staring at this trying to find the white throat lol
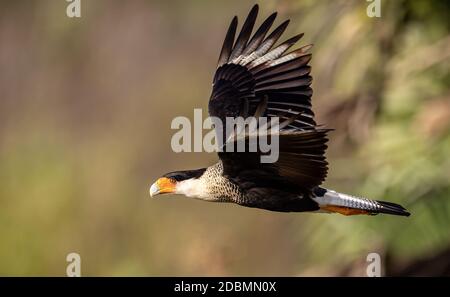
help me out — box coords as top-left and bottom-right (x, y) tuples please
(175, 178), (209, 199)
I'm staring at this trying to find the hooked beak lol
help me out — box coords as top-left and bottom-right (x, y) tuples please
(149, 177), (176, 197)
(149, 183), (160, 197)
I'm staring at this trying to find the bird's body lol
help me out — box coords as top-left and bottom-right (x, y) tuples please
(149, 5), (410, 217)
(169, 161), (409, 216)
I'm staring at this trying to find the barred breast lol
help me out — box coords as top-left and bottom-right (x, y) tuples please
(201, 162), (245, 203)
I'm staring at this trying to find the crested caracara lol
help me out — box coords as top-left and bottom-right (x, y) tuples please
(149, 5), (410, 217)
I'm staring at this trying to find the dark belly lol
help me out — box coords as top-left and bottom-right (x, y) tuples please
(237, 188), (320, 213)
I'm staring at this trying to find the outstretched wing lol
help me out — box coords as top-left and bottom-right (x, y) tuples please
(209, 4), (315, 132)
(210, 5), (329, 192)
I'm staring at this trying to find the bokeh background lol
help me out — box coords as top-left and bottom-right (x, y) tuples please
(0, 0), (449, 276)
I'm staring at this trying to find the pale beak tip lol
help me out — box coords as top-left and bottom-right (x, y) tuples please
(149, 183), (160, 197)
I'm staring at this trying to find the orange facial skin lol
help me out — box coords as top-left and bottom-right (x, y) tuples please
(155, 177), (176, 194)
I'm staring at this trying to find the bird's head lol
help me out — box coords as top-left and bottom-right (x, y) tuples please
(149, 168), (206, 198)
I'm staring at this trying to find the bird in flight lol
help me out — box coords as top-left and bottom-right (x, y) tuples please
(149, 5), (410, 217)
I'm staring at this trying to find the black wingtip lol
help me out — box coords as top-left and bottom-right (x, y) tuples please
(285, 32), (304, 44)
(376, 200), (411, 217)
(269, 11), (278, 19)
(217, 16), (239, 67)
(248, 4), (260, 22)
(229, 4), (260, 61)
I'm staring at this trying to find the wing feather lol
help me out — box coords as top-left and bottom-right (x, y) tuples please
(229, 4), (259, 62)
(217, 16), (238, 68)
(210, 6), (329, 193)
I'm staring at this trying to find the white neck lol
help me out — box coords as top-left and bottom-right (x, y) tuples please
(175, 178), (209, 199)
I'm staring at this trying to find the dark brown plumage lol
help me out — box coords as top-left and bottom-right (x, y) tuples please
(150, 4), (410, 217)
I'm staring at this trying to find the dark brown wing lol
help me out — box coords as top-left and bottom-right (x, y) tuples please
(211, 5), (329, 193)
(209, 4), (315, 132)
(218, 129), (330, 193)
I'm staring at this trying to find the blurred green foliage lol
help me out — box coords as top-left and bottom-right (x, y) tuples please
(0, 0), (449, 276)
